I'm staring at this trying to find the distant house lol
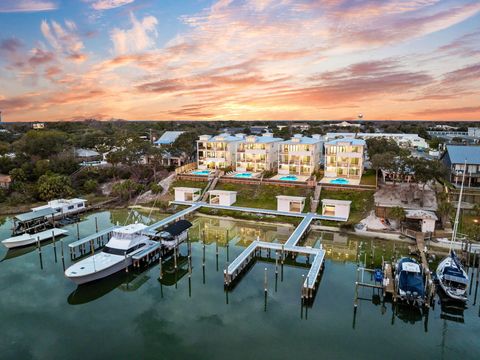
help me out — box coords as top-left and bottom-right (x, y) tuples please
(441, 145), (480, 187)
(333, 121), (362, 128)
(468, 127), (480, 138)
(290, 123), (310, 131)
(0, 174), (11, 189)
(324, 132), (428, 149)
(154, 131), (184, 146)
(250, 125), (270, 134)
(32, 123), (45, 130)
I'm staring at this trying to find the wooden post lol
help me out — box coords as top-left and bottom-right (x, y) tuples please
(95, 217), (98, 233)
(90, 240), (95, 256)
(281, 244), (285, 265)
(264, 267), (268, 294)
(174, 244), (177, 270)
(125, 253), (128, 273)
(76, 223), (80, 240)
(275, 252), (278, 275)
(159, 254), (163, 280)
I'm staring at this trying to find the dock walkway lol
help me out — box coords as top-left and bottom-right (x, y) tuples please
(142, 203), (202, 233)
(68, 225), (119, 258)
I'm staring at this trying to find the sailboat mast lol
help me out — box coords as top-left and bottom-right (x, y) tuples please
(451, 159), (467, 247)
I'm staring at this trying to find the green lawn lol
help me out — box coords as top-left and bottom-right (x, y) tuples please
(319, 189), (375, 226)
(169, 180), (208, 196)
(360, 169), (377, 186)
(214, 182), (313, 212)
(196, 207), (302, 226)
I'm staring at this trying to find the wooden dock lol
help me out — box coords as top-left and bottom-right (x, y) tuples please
(224, 210), (326, 299)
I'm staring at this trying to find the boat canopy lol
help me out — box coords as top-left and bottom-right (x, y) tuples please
(159, 220), (192, 237)
(15, 207), (56, 222)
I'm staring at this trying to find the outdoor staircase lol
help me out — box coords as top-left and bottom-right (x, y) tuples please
(310, 184), (322, 213)
(200, 171), (220, 202)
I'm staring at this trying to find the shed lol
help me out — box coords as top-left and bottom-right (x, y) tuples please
(0, 174), (11, 189)
(276, 195), (306, 213)
(174, 187), (202, 202)
(209, 190), (237, 206)
(405, 210), (438, 233)
(321, 199), (351, 221)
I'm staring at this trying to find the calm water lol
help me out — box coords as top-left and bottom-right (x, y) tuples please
(0, 210), (479, 360)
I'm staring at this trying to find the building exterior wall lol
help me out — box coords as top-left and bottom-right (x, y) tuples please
(278, 138), (321, 176)
(324, 142), (364, 179)
(197, 136), (239, 169)
(235, 136), (281, 172)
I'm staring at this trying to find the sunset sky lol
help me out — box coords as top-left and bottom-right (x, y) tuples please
(0, 0), (479, 122)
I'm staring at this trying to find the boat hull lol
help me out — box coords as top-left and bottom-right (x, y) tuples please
(66, 258), (130, 285)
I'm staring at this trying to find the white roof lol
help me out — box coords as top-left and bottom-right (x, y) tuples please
(75, 148), (100, 157)
(32, 198), (86, 211)
(174, 187), (202, 192)
(405, 209), (438, 221)
(322, 199), (352, 206)
(155, 131), (184, 145)
(114, 223), (148, 235)
(276, 195), (306, 201)
(209, 190), (237, 195)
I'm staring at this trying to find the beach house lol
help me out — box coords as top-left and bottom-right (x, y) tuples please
(277, 135), (322, 178)
(196, 133), (244, 170)
(235, 133), (283, 173)
(322, 138), (365, 185)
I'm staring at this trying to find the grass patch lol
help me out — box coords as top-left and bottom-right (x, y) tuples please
(214, 182), (313, 212)
(319, 189), (375, 226)
(169, 180), (208, 195)
(197, 207), (302, 226)
(360, 169), (377, 186)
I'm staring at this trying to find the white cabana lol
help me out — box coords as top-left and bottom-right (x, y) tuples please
(405, 209), (438, 233)
(209, 190), (237, 206)
(174, 187), (202, 202)
(276, 195), (305, 213)
(321, 199), (351, 221)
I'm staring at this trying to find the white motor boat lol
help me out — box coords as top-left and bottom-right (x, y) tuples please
(2, 228), (68, 249)
(65, 223), (156, 285)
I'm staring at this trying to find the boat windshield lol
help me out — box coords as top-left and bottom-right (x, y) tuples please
(102, 243), (146, 256)
(102, 246), (126, 256)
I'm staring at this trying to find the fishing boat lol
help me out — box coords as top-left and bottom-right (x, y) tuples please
(436, 159), (469, 302)
(395, 257), (425, 307)
(65, 223), (156, 285)
(2, 228), (68, 249)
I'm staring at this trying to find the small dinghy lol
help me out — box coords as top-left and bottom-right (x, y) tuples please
(436, 250), (468, 302)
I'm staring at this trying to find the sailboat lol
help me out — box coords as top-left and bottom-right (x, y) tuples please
(436, 160), (469, 302)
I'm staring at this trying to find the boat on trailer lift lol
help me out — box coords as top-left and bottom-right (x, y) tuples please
(65, 223), (156, 285)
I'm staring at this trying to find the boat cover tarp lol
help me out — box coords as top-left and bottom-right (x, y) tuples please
(159, 220), (192, 237)
(398, 258), (425, 296)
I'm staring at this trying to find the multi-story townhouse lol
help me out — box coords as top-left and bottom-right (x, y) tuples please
(441, 145), (480, 187)
(196, 133), (243, 169)
(324, 138), (365, 179)
(278, 134), (322, 176)
(235, 133), (283, 172)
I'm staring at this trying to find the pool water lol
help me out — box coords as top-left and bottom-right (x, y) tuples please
(279, 175), (298, 181)
(330, 178), (349, 185)
(234, 172), (253, 178)
(192, 170), (210, 175)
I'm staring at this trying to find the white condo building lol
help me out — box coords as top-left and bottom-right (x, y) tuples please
(324, 132), (428, 149)
(323, 138), (365, 180)
(235, 133), (283, 172)
(197, 133), (243, 169)
(278, 134), (322, 176)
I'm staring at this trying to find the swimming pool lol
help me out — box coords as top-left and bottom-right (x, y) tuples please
(279, 175), (298, 181)
(330, 178), (349, 185)
(192, 170), (210, 176)
(234, 172), (254, 178)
